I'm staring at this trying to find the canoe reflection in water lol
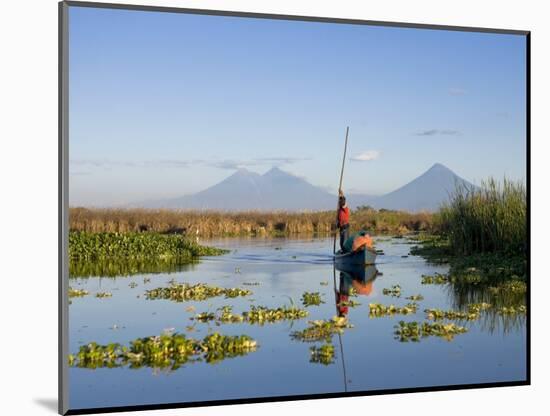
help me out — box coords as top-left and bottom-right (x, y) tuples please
(335, 265), (380, 318)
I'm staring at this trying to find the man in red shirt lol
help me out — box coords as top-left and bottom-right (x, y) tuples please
(337, 191), (350, 251)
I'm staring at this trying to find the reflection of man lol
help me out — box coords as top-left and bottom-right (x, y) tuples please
(336, 272), (351, 317)
(337, 190), (350, 252)
(335, 270), (376, 317)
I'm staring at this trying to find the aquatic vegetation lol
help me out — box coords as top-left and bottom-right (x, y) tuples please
(69, 231), (228, 261)
(95, 292), (112, 298)
(405, 294), (424, 302)
(338, 299), (361, 308)
(382, 285), (402, 297)
(438, 179), (526, 256)
(192, 305), (308, 324)
(128, 282), (138, 289)
(68, 287), (89, 297)
(488, 280), (527, 295)
(421, 273), (449, 285)
(301, 292), (325, 307)
(244, 305), (308, 323)
(69, 332), (257, 369)
(291, 316), (353, 342)
(320, 281), (329, 286)
(496, 305), (527, 315)
(145, 283), (251, 302)
(69, 257), (198, 278)
(243, 282), (260, 286)
(425, 303), (492, 321)
(309, 344), (335, 365)
(369, 302), (418, 317)
(394, 321), (468, 342)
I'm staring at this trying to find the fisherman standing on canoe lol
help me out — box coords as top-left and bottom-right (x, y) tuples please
(337, 190), (350, 251)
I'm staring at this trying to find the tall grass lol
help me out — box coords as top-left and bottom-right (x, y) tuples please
(69, 207), (435, 236)
(438, 178), (526, 255)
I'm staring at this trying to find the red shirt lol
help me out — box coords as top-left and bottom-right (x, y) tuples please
(338, 206), (350, 227)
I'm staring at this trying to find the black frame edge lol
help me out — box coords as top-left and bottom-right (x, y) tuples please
(63, 0), (530, 35)
(59, 1), (70, 415)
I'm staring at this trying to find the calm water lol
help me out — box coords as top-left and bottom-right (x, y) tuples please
(69, 237), (526, 410)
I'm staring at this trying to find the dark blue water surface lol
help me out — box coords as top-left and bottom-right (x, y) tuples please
(69, 237), (526, 410)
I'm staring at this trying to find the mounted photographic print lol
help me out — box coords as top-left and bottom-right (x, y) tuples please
(59, 1), (530, 414)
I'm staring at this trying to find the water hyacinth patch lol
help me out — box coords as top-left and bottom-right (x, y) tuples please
(369, 302), (418, 317)
(421, 273), (449, 285)
(95, 292), (112, 298)
(69, 332), (258, 370)
(497, 305), (527, 315)
(394, 321), (468, 342)
(244, 305), (309, 324)
(425, 303), (492, 321)
(291, 316), (353, 342)
(301, 292), (325, 307)
(382, 285), (402, 297)
(309, 344), (335, 365)
(488, 280), (527, 295)
(192, 305), (308, 324)
(405, 294), (424, 302)
(69, 287), (89, 297)
(69, 231), (228, 261)
(338, 299), (361, 308)
(145, 283), (252, 302)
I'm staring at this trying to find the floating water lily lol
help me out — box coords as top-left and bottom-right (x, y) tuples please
(145, 283), (252, 302)
(95, 292), (112, 298)
(421, 273), (449, 285)
(497, 305), (527, 315)
(369, 302), (417, 317)
(192, 305), (308, 325)
(394, 321), (468, 342)
(68, 332), (257, 370)
(310, 344), (335, 365)
(488, 280), (527, 295)
(68, 287), (89, 298)
(291, 316), (353, 342)
(338, 299), (361, 308)
(301, 292), (324, 307)
(382, 285), (402, 297)
(425, 303), (492, 321)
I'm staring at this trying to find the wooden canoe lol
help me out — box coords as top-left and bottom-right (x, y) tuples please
(333, 246), (377, 268)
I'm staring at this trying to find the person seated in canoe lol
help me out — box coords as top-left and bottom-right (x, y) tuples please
(337, 191), (350, 252)
(342, 230), (374, 253)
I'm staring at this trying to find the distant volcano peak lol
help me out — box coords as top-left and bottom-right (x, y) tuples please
(263, 166), (287, 176)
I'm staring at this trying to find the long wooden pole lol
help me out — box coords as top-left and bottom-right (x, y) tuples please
(333, 126), (350, 254)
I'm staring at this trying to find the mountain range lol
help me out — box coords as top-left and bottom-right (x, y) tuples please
(139, 163), (475, 212)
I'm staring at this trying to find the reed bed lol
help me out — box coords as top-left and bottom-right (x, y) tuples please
(69, 207), (435, 237)
(438, 178), (526, 255)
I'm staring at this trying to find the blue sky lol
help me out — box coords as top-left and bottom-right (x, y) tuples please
(68, 6), (527, 206)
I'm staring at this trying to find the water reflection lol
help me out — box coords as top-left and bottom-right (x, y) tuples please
(334, 265), (379, 318)
(446, 280), (526, 334)
(69, 258), (198, 278)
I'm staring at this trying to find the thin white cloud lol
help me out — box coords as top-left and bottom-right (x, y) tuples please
(415, 129), (461, 136)
(350, 150), (381, 162)
(449, 87), (467, 96)
(69, 156), (310, 171)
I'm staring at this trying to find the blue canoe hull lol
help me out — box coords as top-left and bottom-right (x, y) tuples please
(333, 247), (377, 268)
